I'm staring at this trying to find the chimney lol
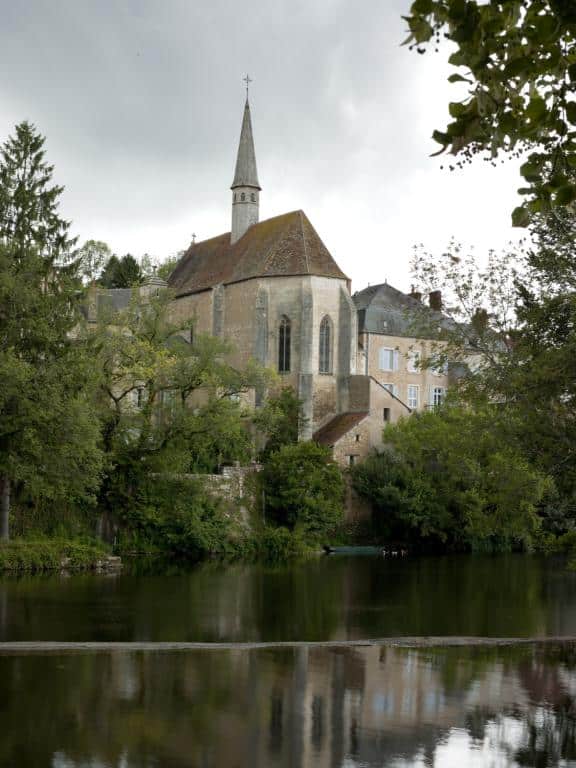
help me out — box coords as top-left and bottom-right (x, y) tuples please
(410, 286), (422, 302)
(472, 307), (489, 334)
(429, 290), (442, 311)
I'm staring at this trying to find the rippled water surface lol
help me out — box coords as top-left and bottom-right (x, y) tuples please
(0, 554), (575, 642)
(1, 644), (575, 767)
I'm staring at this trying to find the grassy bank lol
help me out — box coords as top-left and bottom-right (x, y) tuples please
(0, 538), (115, 573)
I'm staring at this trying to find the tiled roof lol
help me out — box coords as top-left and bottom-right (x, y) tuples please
(353, 282), (452, 338)
(313, 412), (369, 447)
(168, 210), (349, 297)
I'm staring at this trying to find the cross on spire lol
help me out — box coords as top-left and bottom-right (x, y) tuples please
(191, 233), (196, 244)
(243, 74), (252, 97)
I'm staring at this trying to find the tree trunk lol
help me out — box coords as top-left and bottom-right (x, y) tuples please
(0, 477), (10, 542)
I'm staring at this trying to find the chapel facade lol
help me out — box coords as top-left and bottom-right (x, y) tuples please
(167, 97), (450, 464)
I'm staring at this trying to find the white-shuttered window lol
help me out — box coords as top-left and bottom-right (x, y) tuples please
(431, 387), (445, 407)
(379, 347), (398, 371)
(407, 385), (419, 409)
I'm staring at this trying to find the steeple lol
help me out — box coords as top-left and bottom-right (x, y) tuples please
(231, 94), (261, 244)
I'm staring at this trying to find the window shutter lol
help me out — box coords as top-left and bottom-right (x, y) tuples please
(393, 350), (399, 371)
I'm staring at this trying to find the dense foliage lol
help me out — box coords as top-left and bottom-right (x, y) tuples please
(261, 442), (345, 539)
(404, 0), (576, 223)
(91, 289), (270, 519)
(353, 406), (550, 551)
(0, 123), (103, 541)
(253, 386), (305, 459)
(99, 253), (142, 288)
(410, 210), (576, 533)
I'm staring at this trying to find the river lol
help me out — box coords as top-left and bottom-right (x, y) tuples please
(1, 554), (575, 766)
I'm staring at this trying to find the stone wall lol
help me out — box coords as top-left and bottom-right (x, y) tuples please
(189, 464), (262, 527)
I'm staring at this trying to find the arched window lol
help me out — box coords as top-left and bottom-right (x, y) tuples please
(241, 192), (246, 201)
(278, 316), (291, 373)
(251, 193), (256, 202)
(319, 315), (332, 374)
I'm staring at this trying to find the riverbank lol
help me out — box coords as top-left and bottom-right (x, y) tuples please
(0, 538), (121, 573)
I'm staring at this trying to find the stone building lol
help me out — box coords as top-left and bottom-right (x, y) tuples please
(168, 97), (360, 442)
(165, 96), (452, 466)
(354, 283), (450, 415)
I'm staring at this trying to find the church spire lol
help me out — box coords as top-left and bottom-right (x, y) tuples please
(231, 85), (261, 244)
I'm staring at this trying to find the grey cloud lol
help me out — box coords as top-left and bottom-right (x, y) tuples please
(0, 0), (522, 288)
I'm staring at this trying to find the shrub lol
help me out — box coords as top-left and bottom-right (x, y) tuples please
(115, 476), (230, 557)
(0, 538), (109, 572)
(352, 406), (551, 551)
(261, 442), (345, 539)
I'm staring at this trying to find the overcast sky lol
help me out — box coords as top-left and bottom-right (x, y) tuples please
(0, 0), (523, 292)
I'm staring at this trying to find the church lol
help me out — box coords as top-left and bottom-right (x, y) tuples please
(167, 96), (450, 466)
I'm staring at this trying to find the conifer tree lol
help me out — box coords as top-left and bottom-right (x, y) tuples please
(99, 253), (142, 288)
(0, 121), (74, 261)
(0, 122), (102, 540)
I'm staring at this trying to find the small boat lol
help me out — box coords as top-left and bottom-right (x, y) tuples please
(323, 545), (409, 557)
(324, 546), (385, 556)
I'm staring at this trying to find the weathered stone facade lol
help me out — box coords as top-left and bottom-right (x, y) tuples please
(165, 98), (454, 476)
(190, 464), (261, 526)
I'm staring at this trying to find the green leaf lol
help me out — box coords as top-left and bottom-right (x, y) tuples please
(520, 161), (542, 182)
(525, 98), (547, 123)
(449, 102), (467, 118)
(432, 130), (451, 145)
(408, 16), (434, 42)
(411, 0), (434, 13)
(511, 206), (530, 228)
(448, 73), (472, 83)
(555, 185), (576, 205)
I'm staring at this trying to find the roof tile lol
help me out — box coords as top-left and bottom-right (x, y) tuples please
(169, 210), (348, 296)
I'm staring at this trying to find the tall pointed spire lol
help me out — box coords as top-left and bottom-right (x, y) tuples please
(232, 98), (261, 190)
(231, 91), (261, 244)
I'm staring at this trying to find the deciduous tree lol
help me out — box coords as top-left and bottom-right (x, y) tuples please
(404, 0), (576, 223)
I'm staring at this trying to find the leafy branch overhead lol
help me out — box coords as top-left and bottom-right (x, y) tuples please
(404, 0), (576, 224)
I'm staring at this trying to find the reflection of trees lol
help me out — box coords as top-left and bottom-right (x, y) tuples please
(0, 554), (569, 642)
(346, 554), (549, 638)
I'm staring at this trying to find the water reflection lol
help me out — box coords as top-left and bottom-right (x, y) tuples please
(0, 644), (574, 767)
(1, 555), (576, 641)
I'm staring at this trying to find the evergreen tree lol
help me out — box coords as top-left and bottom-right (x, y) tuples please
(115, 254), (141, 287)
(99, 253), (142, 288)
(0, 123), (102, 540)
(0, 121), (74, 260)
(99, 254), (120, 287)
